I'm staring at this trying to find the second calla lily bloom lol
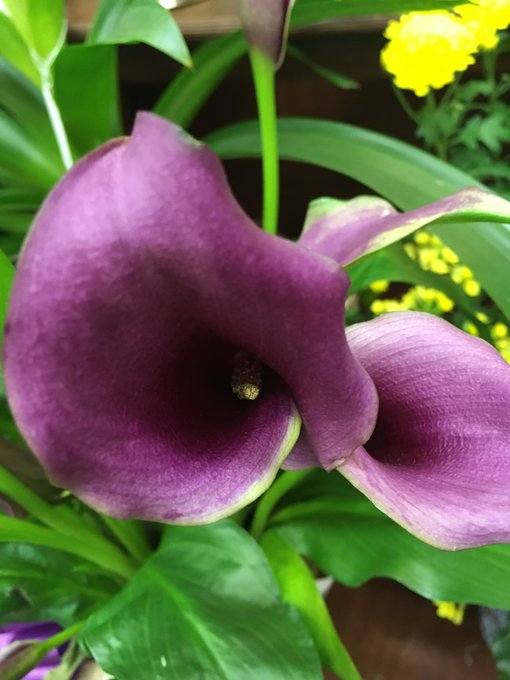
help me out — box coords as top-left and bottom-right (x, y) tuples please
(3, 113), (378, 523)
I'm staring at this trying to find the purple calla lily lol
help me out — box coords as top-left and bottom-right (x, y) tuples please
(3, 113), (377, 524)
(240, 0), (294, 67)
(286, 193), (510, 549)
(0, 622), (61, 679)
(5, 112), (510, 545)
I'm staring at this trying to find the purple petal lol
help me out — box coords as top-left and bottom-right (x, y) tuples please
(240, 0), (294, 67)
(300, 189), (510, 266)
(340, 312), (510, 549)
(0, 622), (61, 680)
(4, 113), (377, 523)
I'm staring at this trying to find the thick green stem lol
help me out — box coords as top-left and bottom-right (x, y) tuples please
(250, 470), (313, 541)
(249, 48), (279, 235)
(101, 515), (152, 564)
(41, 75), (73, 170)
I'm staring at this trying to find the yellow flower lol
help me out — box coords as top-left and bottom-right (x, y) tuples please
(441, 246), (459, 264)
(462, 321), (479, 336)
(433, 601), (466, 625)
(369, 279), (390, 293)
(491, 322), (509, 339)
(429, 259), (450, 275)
(463, 279), (481, 296)
(456, 0), (510, 50)
(381, 12), (478, 96)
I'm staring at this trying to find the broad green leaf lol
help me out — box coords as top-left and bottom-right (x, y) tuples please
(155, 31), (246, 127)
(83, 521), (322, 680)
(261, 530), (361, 680)
(270, 471), (510, 608)
(87, 0), (191, 67)
(0, 543), (119, 627)
(55, 44), (122, 155)
(206, 118), (510, 320)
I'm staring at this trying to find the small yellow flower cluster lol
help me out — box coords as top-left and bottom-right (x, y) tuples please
(433, 600), (466, 626)
(491, 321), (510, 361)
(382, 0), (510, 96)
(370, 285), (454, 316)
(405, 230), (481, 297)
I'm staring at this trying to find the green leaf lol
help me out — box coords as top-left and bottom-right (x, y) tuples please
(0, 13), (39, 84)
(261, 530), (361, 680)
(0, 542), (119, 627)
(347, 243), (480, 319)
(0, 249), (15, 351)
(83, 521), (322, 680)
(206, 117), (510, 320)
(155, 31), (246, 128)
(0, 58), (59, 163)
(287, 44), (359, 89)
(87, 0), (191, 67)
(291, 0), (465, 24)
(54, 44), (122, 155)
(270, 471), (510, 608)
(24, 0), (65, 63)
(0, 109), (61, 190)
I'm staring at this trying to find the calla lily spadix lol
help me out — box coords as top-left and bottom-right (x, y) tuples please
(4, 112), (510, 548)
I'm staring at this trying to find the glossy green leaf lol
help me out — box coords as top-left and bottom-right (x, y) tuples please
(55, 44), (122, 155)
(84, 521), (322, 680)
(206, 118), (510, 320)
(87, 0), (191, 67)
(155, 31), (246, 127)
(0, 542), (119, 627)
(270, 471), (510, 608)
(261, 530), (361, 680)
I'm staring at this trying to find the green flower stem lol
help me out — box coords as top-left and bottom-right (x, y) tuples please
(0, 514), (136, 579)
(101, 515), (152, 564)
(41, 75), (73, 171)
(4, 621), (84, 680)
(250, 470), (313, 541)
(249, 48), (279, 235)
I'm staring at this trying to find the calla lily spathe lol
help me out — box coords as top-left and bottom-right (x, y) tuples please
(3, 113), (377, 524)
(240, 0), (294, 67)
(286, 193), (510, 549)
(4, 112), (510, 548)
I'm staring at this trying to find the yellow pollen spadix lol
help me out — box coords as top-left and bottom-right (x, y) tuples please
(231, 352), (262, 401)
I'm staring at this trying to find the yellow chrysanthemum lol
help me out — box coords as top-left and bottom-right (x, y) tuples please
(381, 11), (478, 96)
(456, 0), (510, 50)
